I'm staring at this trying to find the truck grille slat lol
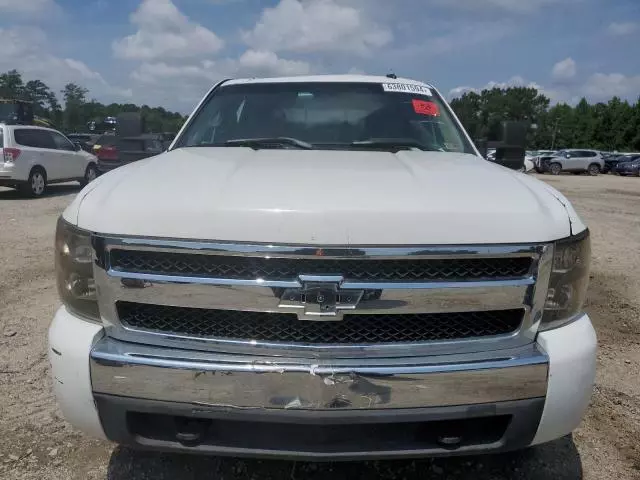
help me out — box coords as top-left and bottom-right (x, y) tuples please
(110, 250), (532, 282)
(117, 302), (523, 344)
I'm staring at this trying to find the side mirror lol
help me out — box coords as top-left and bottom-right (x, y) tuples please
(486, 121), (529, 170)
(74, 142), (82, 151)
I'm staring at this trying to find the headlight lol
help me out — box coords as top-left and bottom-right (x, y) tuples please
(55, 217), (100, 322)
(540, 230), (591, 331)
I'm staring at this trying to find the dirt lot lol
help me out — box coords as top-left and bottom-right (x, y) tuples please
(1, 174), (639, 480)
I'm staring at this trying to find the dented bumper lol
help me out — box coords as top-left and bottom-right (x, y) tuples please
(88, 336), (550, 458)
(91, 337), (548, 411)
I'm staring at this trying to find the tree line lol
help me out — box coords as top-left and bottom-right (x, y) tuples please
(450, 87), (640, 152)
(3, 68), (638, 151)
(0, 70), (187, 134)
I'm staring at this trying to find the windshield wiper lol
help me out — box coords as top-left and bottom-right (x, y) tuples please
(349, 138), (433, 152)
(220, 137), (313, 150)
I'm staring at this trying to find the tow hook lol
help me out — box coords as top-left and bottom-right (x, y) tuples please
(175, 418), (210, 447)
(437, 435), (463, 449)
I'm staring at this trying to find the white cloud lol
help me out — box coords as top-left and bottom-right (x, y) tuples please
(130, 50), (312, 111)
(242, 0), (392, 55)
(433, 0), (562, 14)
(449, 70), (640, 105)
(113, 0), (224, 61)
(0, 27), (131, 101)
(119, 0), (316, 111)
(236, 50), (311, 76)
(582, 73), (640, 100)
(132, 50), (311, 85)
(0, 0), (59, 14)
(551, 57), (577, 81)
(607, 22), (638, 36)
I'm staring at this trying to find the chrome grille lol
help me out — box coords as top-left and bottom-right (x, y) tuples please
(95, 239), (552, 358)
(117, 302), (523, 344)
(109, 249), (532, 282)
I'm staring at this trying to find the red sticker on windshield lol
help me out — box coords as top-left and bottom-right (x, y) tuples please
(412, 99), (439, 116)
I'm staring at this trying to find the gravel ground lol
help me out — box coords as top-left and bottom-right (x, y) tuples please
(0, 174), (639, 480)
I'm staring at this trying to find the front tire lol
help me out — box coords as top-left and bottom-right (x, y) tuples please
(587, 164), (600, 176)
(549, 163), (562, 175)
(20, 168), (47, 197)
(80, 163), (98, 187)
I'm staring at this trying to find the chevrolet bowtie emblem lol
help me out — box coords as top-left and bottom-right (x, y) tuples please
(278, 275), (363, 321)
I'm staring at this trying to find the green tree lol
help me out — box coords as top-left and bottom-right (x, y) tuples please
(450, 87), (551, 148)
(0, 69), (25, 99)
(23, 80), (57, 117)
(61, 83), (89, 131)
(630, 98), (640, 151)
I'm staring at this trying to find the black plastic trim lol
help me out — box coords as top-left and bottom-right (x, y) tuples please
(95, 394), (545, 461)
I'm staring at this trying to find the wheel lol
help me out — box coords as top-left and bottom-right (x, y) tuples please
(20, 168), (47, 197)
(80, 163), (98, 187)
(587, 164), (600, 176)
(549, 163), (562, 175)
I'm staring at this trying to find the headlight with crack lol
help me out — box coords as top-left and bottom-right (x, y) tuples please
(540, 230), (591, 331)
(55, 217), (100, 322)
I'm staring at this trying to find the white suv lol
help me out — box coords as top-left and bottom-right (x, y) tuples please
(0, 125), (98, 196)
(542, 149), (604, 175)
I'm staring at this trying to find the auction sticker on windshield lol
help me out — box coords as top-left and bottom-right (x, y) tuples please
(382, 83), (432, 96)
(412, 99), (440, 116)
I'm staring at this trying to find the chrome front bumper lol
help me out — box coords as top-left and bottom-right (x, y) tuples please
(91, 337), (548, 410)
(90, 337), (549, 458)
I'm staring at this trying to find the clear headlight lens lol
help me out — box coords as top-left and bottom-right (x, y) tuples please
(55, 217), (100, 321)
(540, 230), (591, 331)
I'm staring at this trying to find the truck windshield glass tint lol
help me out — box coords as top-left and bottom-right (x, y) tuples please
(175, 83), (475, 154)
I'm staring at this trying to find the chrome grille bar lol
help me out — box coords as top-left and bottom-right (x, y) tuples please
(93, 238), (553, 359)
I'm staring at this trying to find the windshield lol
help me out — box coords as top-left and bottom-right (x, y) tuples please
(174, 82), (475, 154)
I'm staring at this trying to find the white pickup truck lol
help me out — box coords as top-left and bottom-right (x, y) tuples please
(50, 75), (596, 460)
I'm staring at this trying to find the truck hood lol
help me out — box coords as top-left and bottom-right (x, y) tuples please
(66, 148), (575, 245)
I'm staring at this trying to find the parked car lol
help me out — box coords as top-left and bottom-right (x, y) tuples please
(604, 153), (640, 173)
(613, 154), (640, 176)
(94, 133), (165, 174)
(50, 74), (596, 460)
(523, 152), (536, 172)
(523, 156), (535, 172)
(539, 149), (604, 175)
(67, 133), (100, 153)
(533, 150), (556, 173)
(0, 125), (98, 196)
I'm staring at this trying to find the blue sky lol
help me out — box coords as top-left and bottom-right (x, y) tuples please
(0, 0), (638, 113)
